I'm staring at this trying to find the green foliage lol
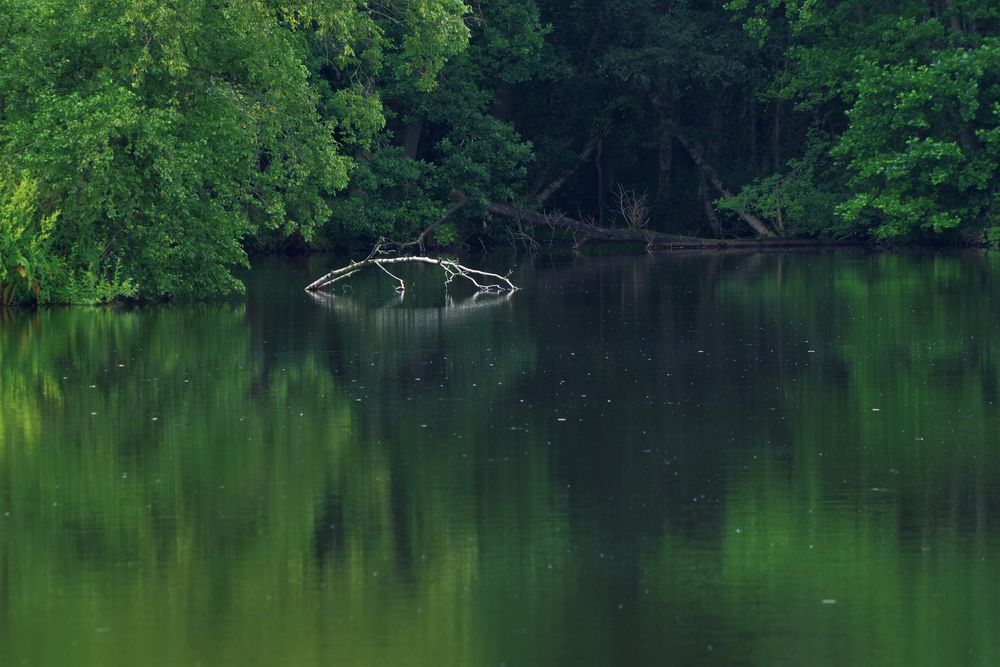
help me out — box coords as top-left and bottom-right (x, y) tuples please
(395, 0), (473, 91)
(987, 225), (1000, 246)
(834, 38), (1000, 238)
(720, 132), (847, 237)
(0, 173), (58, 305)
(4, 0), (999, 299)
(325, 147), (446, 245)
(730, 0), (1000, 240)
(319, 0), (542, 246)
(438, 114), (534, 210)
(466, 0), (548, 84)
(0, 170), (136, 305)
(0, 0), (469, 302)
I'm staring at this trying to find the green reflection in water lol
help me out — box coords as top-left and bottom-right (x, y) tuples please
(1, 252), (999, 666)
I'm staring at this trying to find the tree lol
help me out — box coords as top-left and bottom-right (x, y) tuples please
(315, 0), (545, 249)
(0, 0), (469, 302)
(728, 0), (1000, 240)
(505, 0), (787, 238)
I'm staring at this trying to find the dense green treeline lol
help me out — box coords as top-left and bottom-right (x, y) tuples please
(1, 0), (998, 303)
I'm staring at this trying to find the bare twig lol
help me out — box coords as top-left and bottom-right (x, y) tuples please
(613, 185), (650, 231)
(375, 261), (407, 292)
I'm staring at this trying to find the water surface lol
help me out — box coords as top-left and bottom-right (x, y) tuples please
(2, 251), (999, 666)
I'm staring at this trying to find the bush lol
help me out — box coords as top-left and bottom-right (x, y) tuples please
(0, 173), (58, 306)
(0, 171), (137, 306)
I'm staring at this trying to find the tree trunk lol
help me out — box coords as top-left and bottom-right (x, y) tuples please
(656, 125), (674, 209)
(670, 131), (776, 237)
(483, 203), (830, 248)
(706, 96), (722, 235)
(771, 101), (781, 171)
(491, 86), (514, 121)
(595, 138), (606, 223)
(648, 90), (776, 237)
(402, 120), (424, 160)
(535, 136), (601, 206)
(709, 95), (723, 163)
(943, 0), (963, 34)
(699, 173), (722, 237)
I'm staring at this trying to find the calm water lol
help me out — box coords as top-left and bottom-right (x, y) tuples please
(2, 251), (1000, 666)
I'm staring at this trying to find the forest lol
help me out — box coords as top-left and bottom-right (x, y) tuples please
(1, 0), (998, 304)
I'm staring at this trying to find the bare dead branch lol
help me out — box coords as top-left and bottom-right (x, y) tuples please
(305, 255), (517, 294)
(613, 185), (651, 231)
(374, 261), (407, 292)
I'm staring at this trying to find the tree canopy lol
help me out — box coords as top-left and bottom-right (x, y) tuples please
(0, 0), (468, 302)
(0, 0), (997, 303)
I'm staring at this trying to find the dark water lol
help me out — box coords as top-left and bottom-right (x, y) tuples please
(2, 251), (1000, 666)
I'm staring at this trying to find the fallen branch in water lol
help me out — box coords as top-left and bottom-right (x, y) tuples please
(487, 202), (725, 248)
(305, 255), (517, 294)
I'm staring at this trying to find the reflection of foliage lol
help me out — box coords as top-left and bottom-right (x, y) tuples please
(0, 264), (567, 666)
(530, 252), (1000, 664)
(638, 454), (1000, 666)
(5, 255), (1000, 664)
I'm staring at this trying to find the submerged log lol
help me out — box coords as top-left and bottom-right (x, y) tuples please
(488, 202), (851, 249)
(487, 203), (725, 248)
(305, 255), (517, 294)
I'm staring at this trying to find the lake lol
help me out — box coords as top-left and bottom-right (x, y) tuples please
(2, 250), (999, 666)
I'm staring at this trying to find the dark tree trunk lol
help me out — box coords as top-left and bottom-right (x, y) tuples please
(670, 130), (776, 237)
(488, 203), (716, 246)
(402, 120), (424, 160)
(656, 125), (674, 209)
(942, 0), (963, 34)
(535, 136), (602, 206)
(648, 89), (776, 237)
(699, 172), (722, 237)
(709, 95), (723, 163)
(491, 86), (514, 121)
(596, 138), (606, 223)
(771, 101), (781, 171)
